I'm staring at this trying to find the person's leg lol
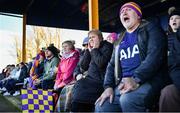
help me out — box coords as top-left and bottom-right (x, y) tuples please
(95, 88), (121, 112)
(53, 87), (63, 112)
(4, 79), (13, 91)
(170, 66), (180, 90)
(71, 101), (94, 112)
(71, 78), (104, 112)
(4, 79), (17, 94)
(2, 79), (8, 88)
(120, 82), (153, 112)
(0, 79), (8, 94)
(41, 80), (55, 90)
(159, 84), (180, 112)
(0, 81), (3, 88)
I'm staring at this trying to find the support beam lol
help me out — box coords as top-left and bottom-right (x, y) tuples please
(22, 14), (26, 62)
(88, 0), (99, 30)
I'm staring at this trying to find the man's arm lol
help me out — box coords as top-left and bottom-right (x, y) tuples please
(103, 49), (116, 89)
(133, 22), (167, 84)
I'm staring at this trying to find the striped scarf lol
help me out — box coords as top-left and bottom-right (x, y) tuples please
(30, 54), (40, 80)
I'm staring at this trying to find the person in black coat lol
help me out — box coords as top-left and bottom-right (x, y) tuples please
(71, 29), (113, 112)
(159, 7), (180, 112)
(73, 37), (89, 80)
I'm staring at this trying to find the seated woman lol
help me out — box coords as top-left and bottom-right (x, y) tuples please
(56, 37), (90, 112)
(54, 40), (79, 94)
(71, 29), (113, 112)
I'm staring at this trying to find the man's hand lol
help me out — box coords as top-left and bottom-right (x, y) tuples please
(119, 77), (139, 94)
(33, 79), (41, 85)
(92, 39), (100, 49)
(88, 41), (93, 52)
(54, 85), (58, 90)
(95, 87), (114, 106)
(117, 82), (125, 91)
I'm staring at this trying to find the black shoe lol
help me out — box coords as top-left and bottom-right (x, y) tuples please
(0, 90), (6, 95)
(9, 91), (15, 95)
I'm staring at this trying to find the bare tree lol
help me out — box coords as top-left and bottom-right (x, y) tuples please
(13, 36), (22, 63)
(13, 26), (61, 63)
(26, 26), (61, 62)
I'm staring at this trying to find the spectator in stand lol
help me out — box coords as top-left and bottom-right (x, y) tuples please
(1, 65), (12, 79)
(28, 50), (45, 89)
(71, 29), (113, 112)
(54, 40), (79, 94)
(0, 64), (17, 90)
(52, 40), (79, 110)
(26, 57), (36, 76)
(34, 44), (60, 89)
(159, 7), (180, 112)
(73, 37), (89, 81)
(0, 65), (14, 81)
(95, 2), (167, 112)
(55, 38), (89, 112)
(106, 32), (118, 44)
(3, 62), (27, 95)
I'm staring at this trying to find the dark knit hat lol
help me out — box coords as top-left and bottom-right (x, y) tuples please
(168, 7), (180, 19)
(47, 44), (60, 56)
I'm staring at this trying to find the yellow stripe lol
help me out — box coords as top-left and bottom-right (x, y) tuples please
(127, 3), (142, 14)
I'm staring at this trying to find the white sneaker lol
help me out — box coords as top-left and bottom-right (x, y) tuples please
(0, 87), (6, 91)
(3, 91), (11, 96)
(13, 91), (20, 96)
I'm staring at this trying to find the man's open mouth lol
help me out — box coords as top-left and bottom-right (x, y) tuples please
(123, 17), (130, 22)
(173, 22), (177, 26)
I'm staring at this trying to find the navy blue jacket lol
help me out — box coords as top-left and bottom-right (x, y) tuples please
(169, 28), (180, 90)
(18, 65), (28, 82)
(104, 20), (168, 93)
(73, 49), (89, 78)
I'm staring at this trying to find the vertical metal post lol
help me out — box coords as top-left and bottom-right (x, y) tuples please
(22, 14), (26, 62)
(88, 0), (99, 30)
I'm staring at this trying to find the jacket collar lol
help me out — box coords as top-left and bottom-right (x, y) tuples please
(62, 50), (77, 59)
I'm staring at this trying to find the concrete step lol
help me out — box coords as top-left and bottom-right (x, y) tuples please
(0, 94), (21, 112)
